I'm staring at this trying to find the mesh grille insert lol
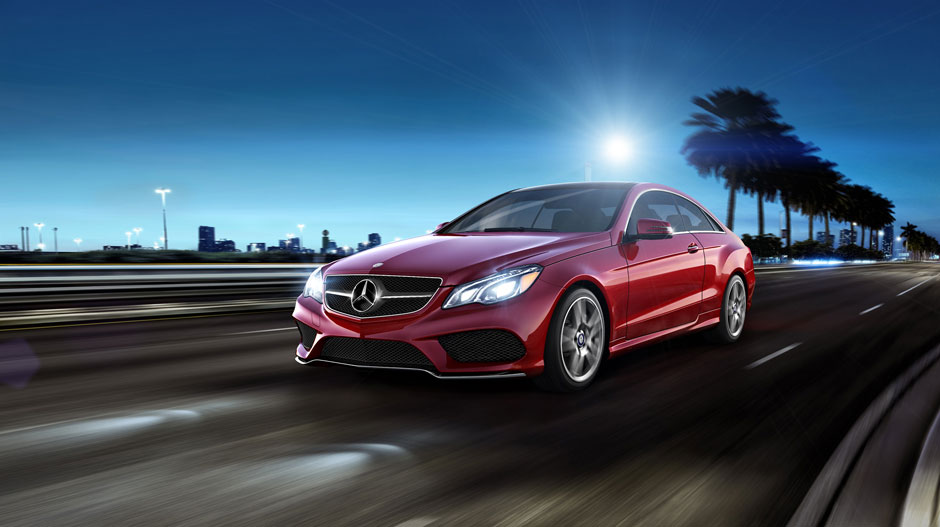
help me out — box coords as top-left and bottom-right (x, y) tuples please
(438, 330), (527, 363)
(320, 337), (435, 370)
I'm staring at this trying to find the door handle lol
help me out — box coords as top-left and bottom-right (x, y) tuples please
(687, 243), (700, 253)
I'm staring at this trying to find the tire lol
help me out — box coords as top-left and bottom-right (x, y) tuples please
(707, 274), (747, 343)
(535, 287), (607, 392)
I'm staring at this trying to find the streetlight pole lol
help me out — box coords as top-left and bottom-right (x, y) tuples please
(155, 188), (171, 250)
(297, 224), (305, 251)
(584, 162), (592, 182)
(20, 227), (25, 252)
(54, 227), (58, 254)
(34, 223), (44, 251)
(133, 227), (142, 247)
(25, 226), (30, 252)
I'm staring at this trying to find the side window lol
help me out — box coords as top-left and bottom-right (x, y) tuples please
(626, 191), (680, 236)
(673, 196), (721, 232)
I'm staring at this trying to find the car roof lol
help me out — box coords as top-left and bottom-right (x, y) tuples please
(513, 181), (638, 193)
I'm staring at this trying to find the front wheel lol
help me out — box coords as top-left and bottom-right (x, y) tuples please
(535, 287), (606, 392)
(708, 274), (747, 343)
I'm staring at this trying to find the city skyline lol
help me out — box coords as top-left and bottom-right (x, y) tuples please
(2, 1), (939, 248)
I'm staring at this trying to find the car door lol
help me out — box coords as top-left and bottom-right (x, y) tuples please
(623, 190), (706, 339)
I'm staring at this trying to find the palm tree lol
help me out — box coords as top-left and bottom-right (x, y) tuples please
(820, 171), (849, 247)
(797, 158), (841, 243)
(682, 88), (793, 231)
(842, 184), (873, 246)
(868, 192), (895, 249)
(901, 222), (919, 257)
(764, 133), (820, 253)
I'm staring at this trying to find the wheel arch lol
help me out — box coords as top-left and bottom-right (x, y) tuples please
(561, 278), (613, 356)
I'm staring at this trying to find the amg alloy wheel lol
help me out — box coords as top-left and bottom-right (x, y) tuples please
(536, 287), (606, 392)
(708, 275), (747, 343)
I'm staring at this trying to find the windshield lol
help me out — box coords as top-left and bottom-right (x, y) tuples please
(443, 186), (629, 234)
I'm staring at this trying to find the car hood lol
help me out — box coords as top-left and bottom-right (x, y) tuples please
(324, 232), (612, 285)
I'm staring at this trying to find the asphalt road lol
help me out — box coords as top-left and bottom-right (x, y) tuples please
(1, 263), (939, 526)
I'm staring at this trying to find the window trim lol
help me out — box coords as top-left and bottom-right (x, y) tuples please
(622, 188), (725, 242)
(671, 194), (725, 234)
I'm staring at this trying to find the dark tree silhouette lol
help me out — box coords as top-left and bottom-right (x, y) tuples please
(681, 88), (793, 231)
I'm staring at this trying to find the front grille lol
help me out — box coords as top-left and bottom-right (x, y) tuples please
(438, 330), (527, 363)
(320, 337), (435, 370)
(324, 274), (442, 318)
(296, 320), (318, 349)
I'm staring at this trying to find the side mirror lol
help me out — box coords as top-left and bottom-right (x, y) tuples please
(625, 218), (673, 242)
(435, 222), (450, 232)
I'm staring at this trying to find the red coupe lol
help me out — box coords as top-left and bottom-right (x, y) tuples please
(294, 182), (755, 391)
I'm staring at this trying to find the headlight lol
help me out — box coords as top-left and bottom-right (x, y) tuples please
(443, 264), (542, 309)
(302, 267), (324, 302)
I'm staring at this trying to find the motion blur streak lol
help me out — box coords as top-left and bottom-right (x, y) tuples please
(0, 263), (939, 525)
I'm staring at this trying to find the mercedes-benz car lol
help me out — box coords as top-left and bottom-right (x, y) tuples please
(293, 182), (754, 391)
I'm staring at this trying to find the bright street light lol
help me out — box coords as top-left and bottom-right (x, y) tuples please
(155, 188), (171, 249)
(34, 222), (45, 251)
(73, 238), (82, 248)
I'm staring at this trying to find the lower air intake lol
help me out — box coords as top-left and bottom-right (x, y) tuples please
(296, 320), (318, 350)
(320, 337), (435, 370)
(438, 330), (527, 363)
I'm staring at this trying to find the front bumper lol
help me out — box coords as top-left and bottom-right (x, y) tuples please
(292, 279), (561, 377)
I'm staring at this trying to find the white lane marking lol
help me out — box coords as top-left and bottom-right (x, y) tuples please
(745, 343), (803, 370)
(226, 327), (296, 335)
(395, 519), (437, 527)
(898, 279), (930, 296)
(859, 303), (884, 315)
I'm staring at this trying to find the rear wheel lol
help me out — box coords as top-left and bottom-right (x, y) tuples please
(707, 274), (747, 343)
(535, 287), (606, 392)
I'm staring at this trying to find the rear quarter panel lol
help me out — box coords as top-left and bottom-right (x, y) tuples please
(692, 231), (755, 314)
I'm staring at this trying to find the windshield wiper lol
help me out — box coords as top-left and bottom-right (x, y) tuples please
(482, 227), (554, 232)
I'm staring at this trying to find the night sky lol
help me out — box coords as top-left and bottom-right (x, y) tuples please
(2, 0), (938, 250)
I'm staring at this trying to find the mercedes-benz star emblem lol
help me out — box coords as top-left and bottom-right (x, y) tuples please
(350, 279), (379, 313)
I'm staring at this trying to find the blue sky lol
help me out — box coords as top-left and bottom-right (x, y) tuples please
(2, 0), (938, 250)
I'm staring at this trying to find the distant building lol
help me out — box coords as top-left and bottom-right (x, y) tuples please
(357, 242), (368, 252)
(839, 228), (858, 247)
(102, 245), (125, 251)
(279, 237), (301, 252)
(368, 233), (381, 247)
(320, 229), (336, 254)
(247, 243), (266, 253)
(815, 232), (835, 246)
(215, 239), (237, 252)
(198, 226), (216, 252)
(0, 244), (19, 251)
(882, 224), (895, 258)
